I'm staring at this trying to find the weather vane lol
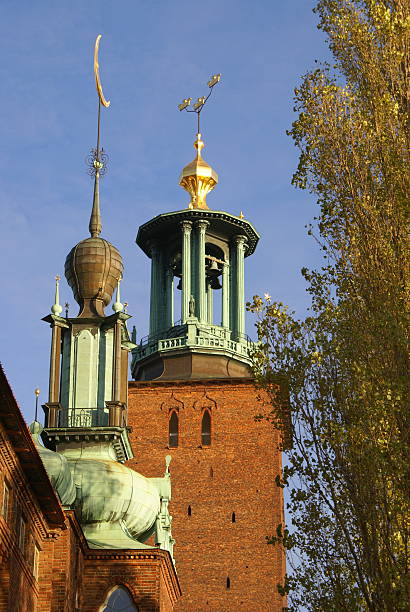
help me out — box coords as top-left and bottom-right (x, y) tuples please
(87, 34), (110, 177)
(178, 74), (221, 134)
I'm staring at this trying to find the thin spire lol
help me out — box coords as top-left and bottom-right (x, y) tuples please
(88, 35), (110, 239)
(89, 159), (102, 237)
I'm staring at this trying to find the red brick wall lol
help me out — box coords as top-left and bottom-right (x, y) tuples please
(0, 406), (180, 612)
(127, 379), (287, 612)
(81, 550), (180, 612)
(0, 423), (47, 611)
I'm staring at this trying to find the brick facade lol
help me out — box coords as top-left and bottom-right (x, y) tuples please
(127, 378), (287, 612)
(0, 367), (180, 612)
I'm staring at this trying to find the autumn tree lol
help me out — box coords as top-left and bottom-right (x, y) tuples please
(249, 1), (410, 610)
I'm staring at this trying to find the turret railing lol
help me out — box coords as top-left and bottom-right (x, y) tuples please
(131, 321), (254, 366)
(57, 407), (127, 429)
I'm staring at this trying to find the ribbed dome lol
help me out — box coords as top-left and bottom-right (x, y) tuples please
(65, 236), (123, 317)
(64, 160), (124, 317)
(73, 458), (160, 541)
(29, 422), (76, 506)
(179, 133), (218, 210)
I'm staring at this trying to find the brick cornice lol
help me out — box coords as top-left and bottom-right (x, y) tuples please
(0, 431), (64, 540)
(83, 547), (181, 599)
(0, 366), (66, 527)
(129, 377), (256, 389)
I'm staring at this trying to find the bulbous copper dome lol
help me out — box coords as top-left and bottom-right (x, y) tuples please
(65, 236), (123, 317)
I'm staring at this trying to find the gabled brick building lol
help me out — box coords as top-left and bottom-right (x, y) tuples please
(0, 366), (180, 611)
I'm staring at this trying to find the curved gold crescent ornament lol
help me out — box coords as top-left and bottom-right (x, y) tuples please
(94, 34), (110, 108)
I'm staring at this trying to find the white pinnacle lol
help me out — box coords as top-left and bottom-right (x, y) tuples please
(51, 275), (63, 316)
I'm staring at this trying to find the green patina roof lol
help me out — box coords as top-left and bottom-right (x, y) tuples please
(136, 209), (260, 258)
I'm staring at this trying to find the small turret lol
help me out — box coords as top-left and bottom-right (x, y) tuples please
(38, 36), (175, 558)
(132, 80), (259, 380)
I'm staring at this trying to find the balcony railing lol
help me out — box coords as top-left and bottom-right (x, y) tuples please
(131, 323), (255, 366)
(58, 407), (109, 428)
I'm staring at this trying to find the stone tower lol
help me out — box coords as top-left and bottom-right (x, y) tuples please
(127, 130), (287, 611)
(36, 125), (180, 607)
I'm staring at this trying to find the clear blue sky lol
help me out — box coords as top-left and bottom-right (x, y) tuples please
(0, 0), (329, 422)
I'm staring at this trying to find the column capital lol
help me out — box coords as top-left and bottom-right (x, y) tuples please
(180, 220), (193, 233)
(196, 219), (210, 231)
(147, 239), (159, 257)
(234, 234), (247, 247)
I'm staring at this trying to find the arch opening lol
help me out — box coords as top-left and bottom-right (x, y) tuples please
(101, 586), (139, 611)
(169, 410), (179, 447)
(201, 409), (211, 446)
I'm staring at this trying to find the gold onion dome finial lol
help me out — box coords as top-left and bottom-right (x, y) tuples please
(64, 35), (123, 318)
(179, 133), (218, 210)
(178, 73), (221, 209)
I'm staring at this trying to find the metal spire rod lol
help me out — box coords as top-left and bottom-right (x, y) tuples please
(34, 388), (40, 422)
(87, 35), (111, 236)
(96, 99), (101, 160)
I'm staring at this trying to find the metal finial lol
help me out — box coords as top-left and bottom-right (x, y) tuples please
(34, 388), (40, 422)
(64, 302), (69, 318)
(178, 73), (221, 134)
(123, 301), (128, 313)
(51, 275), (63, 316)
(131, 325), (137, 343)
(87, 35), (110, 237)
(112, 279), (123, 313)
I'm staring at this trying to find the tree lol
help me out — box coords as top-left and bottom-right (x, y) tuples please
(249, 1), (410, 609)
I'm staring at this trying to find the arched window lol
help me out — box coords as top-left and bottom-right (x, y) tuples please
(187, 505), (192, 516)
(169, 411), (179, 447)
(231, 512), (236, 523)
(201, 410), (211, 446)
(226, 576), (231, 589)
(102, 586), (138, 611)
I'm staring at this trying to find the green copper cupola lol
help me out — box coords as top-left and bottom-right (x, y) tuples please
(132, 130), (259, 381)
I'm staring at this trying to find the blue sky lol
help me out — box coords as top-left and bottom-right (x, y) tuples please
(0, 0), (330, 422)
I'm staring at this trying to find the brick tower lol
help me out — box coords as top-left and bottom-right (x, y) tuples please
(127, 104), (287, 610)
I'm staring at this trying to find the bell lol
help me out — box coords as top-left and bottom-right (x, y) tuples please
(209, 276), (222, 290)
(207, 259), (220, 277)
(176, 278), (182, 290)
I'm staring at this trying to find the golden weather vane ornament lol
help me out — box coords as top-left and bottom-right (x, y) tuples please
(178, 73), (221, 134)
(87, 34), (110, 178)
(178, 74), (221, 210)
(87, 35), (111, 238)
(94, 34), (110, 109)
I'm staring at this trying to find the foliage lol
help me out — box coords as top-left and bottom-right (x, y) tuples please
(249, 1), (410, 609)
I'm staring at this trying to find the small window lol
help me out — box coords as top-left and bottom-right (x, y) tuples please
(187, 505), (192, 516)
(33, 544), (40, 580)
(209, 467), (214, 478)
(17, 513), (26, 552)
(231, 512), (236, 523)
(169, 411), (179, 447)
(201, 410), (211, 446)
(2, 482), (10, 521)
(226, 577), (230, 589)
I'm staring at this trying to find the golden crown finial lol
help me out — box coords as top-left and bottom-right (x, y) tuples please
(179, 133), (218, 210)
(178, 74), (221, 209)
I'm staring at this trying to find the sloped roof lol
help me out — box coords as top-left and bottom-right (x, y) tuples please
(0, 365), (65, 527)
